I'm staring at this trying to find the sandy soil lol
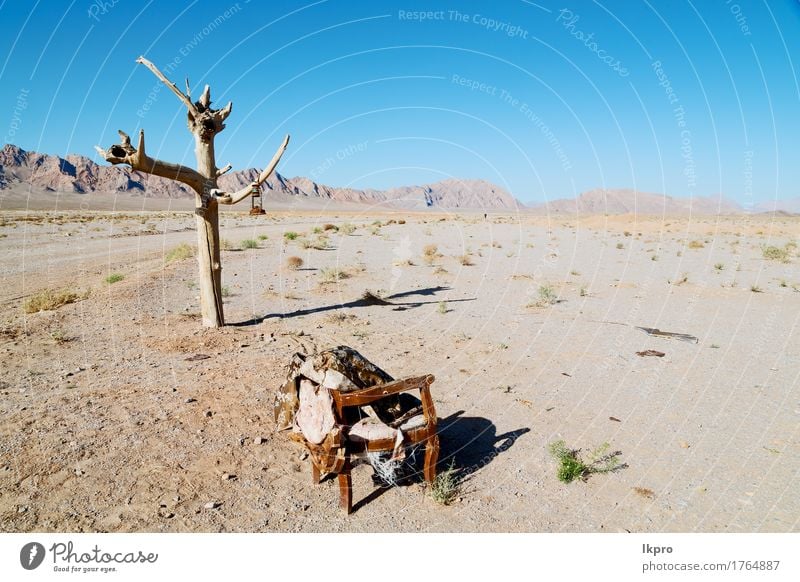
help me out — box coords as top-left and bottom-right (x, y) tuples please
(0, 205), (798, 533)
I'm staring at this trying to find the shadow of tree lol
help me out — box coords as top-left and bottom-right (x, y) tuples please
(231, 286), (475, 326)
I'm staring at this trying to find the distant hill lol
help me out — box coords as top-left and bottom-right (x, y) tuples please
(527, 188), (744, 215)
(0, 144), (521, 210)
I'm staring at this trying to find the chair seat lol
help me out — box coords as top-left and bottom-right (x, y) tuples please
(348, 413), (427, 443)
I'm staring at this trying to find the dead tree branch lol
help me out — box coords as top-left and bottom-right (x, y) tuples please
(94, 129), (206, 193)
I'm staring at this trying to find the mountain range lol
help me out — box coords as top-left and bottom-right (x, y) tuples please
(1, 144), (796, 214)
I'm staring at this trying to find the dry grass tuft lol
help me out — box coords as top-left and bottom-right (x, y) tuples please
(23, 288), (83, 314)
(165, 243), (195, 263)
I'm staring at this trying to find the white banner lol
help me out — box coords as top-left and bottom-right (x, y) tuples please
(1, 533), (797, 581)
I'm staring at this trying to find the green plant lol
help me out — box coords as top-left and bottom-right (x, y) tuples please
(240, 238), (259, 249)
(714, 263), (724, 271)
(165, 243), (194, 263)
(616, 242), (624, 249)
(284, 231), (300, 241)
(220, 238), (236, 251)
(761, 245), (789, 262)
(257, 234), (269, 241)
(537, 285), (558, 306)
(105, 273), (124, 284)
(437, 301), (448, 314)
(430, 460), (459, 505)
(339, 223), (356, 235)
(688, 240), (705, 249)
(23, 289), (82, 314)
(548, 440), (622, 483)
(221, 286), (232, 297)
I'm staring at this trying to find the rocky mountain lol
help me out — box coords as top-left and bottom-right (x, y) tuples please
(752, 198), (800, 214)
(0, 144), (520, 210)
(529, 188), (744, 215)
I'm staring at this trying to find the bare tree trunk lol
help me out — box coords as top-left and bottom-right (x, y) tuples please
(194, 136), (224, 327)
(95, 57), (289, 329)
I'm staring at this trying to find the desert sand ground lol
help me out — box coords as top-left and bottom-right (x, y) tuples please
(0, 199), (798, 533)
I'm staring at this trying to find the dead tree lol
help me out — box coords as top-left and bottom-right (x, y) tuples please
(96, 57), (289, 328)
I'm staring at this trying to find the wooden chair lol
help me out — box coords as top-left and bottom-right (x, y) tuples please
(293, 374), (439, 514)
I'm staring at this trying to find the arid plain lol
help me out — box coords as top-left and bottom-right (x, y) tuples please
(1, 195), (798, 533)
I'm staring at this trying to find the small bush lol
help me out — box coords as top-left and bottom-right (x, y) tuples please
(284, 231), (300, 241)
(319, 268), (350, 284)
(437, 301), (448, 314)
(286, 256), (304, 270)
(458, 254), (474, 266)
(105, 273), (124, 284)
(423, 244), (439, 265)
(23, 289), (81, 314)
(548, 440), (622, 483)
(323, 223), (338, 231)
(537, 285), (558, 306)
(339, 223), (356, 235)
(165, 243), (194, 263)
(257, 234), (269, 241)
(762, 245), (789, 262)
(240, 238), (259, 249)
(687, 240), (705, 249)
(430, 460), (459, 505)
(221, 286), (232, 297)
(714, 263), (724, 271)
(220, 238), (236, 251)
(616, 242), (624, 249)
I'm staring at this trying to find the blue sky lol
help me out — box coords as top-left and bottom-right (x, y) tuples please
(1, 0), (798, 205)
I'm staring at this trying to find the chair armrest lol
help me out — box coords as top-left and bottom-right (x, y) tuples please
(332, 374), (435, 409)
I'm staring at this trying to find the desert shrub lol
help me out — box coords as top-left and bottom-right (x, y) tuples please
(437, 301), (448, 314)
(23, 289), (81, 314)
(319, 267), (350, 284)
(283, 231), (300, 241)
(423, 244), (439, 265)
(323, 223), (338, 231)
(220, 238), (236, 250)
(762, 245), (789, 262)
(458, 254), (474, 266)
(430, 460), (459, 505)
(537, 285), (558, 305)
(221, 286), (232, 297)
(105, 273), (124, 284)
(687, 240), (705, 249)
(240, 238), (259, 249)
(339, 223), (356, 235)
(548, 441), (622, 483)
(165, 243), (194, 263)
(286, 256), (304, 270)
(257, 234), (269, 241)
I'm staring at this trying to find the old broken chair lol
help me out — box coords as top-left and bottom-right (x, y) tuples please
(274, 346), (439, 513)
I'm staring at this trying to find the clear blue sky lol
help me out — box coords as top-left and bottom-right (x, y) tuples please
(1, 0), (798, 205)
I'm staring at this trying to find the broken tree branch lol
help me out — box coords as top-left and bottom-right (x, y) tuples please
(215, 134), (290, 205)
(95, 129), (206, 193)
(136, 56), (198, 116)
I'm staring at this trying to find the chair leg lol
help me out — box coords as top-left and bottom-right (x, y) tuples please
(424, 434), (440, 483)
(311, 462), (320, 485)
(338, 471), (352, 514)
